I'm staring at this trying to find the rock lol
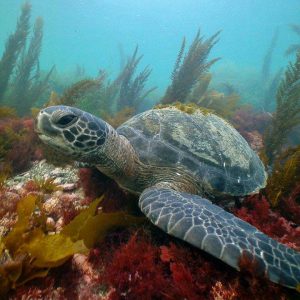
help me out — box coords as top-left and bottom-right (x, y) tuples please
(46, 217), (56, 231)
(60, 183), (77, 192)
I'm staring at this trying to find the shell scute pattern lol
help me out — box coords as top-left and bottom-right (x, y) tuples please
(117, 108), (266, 196)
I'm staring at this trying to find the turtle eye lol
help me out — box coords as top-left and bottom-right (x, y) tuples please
(54, 114), (78, 127)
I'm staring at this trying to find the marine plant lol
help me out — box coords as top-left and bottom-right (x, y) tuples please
(0, 194), (142, 296)
(49, 78), (103, 107)
(24, 177), (61, 194)
(115, 46), (156, 112)
(259, 28), (284, 112)
(0, 2), (30, 102)
(0, 2), (53, 116)
(261, 29), (279, 83)
(264, 51), (300, 164)
(265, 146), (300, 208)
(47, 47), (155, 120)
(161, 29), (220, 104)
(285, 24), (300, 56)
(234, 194), (300, 251)
(0, 116), (39, 174)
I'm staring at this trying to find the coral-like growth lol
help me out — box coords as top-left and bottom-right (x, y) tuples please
(23, 177), (61, 194)
(0, 194), (142, 296)
(232, 107), (271, 135)
(278, 183), (300, 224)
(0, 116), (40, 174)
(161, 30), (220, 104)
(264, 52), (300, 164)
(78, 168), (134, 213)
(99, 228), (289, 300)
(103, 233), (168, 299)
(231, 107), (271, 150)
(234, 195), (300, 251)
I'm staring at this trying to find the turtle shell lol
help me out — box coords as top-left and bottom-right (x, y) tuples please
(116, 107), (267, 196)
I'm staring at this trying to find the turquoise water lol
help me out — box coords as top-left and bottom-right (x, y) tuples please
(1, 0), (299, 97)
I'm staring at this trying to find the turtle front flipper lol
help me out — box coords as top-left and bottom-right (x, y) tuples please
(139, 185), (300, 289)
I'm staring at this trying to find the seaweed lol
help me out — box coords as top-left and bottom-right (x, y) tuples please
(57, 79), (103, 107)
(198, 90), (241, 119)
(116, 46), (156, 111)
(0, 2), (31, 102)
(0, 195), (142, 296)
(24, 177), (61, 194)
(0, 106), (17, 118)
(0, 2), (53, 116)
(264, 52), (300, 164)
(103, 107), (135, 128)
(285, 24), (300, 56)
(265, 146), (300, 208)
(234, 194), (300, 251)
(187, 73), (212, 103)
(10, 17), (55, 116)
(261, 28), (279, 82)
(0, 116), (40, 174)
(161, 29), (220, 104)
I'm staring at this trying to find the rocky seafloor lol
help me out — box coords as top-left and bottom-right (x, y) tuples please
(1, 159), (300, 299)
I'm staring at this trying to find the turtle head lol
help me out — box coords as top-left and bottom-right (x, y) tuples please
(36, 105), (108, 162)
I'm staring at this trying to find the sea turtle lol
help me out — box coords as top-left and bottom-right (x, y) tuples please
(36, 105), (300, 289)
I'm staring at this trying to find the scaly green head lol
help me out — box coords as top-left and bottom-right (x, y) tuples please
(36, 105), (109, 162)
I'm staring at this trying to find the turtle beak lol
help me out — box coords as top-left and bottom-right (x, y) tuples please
(35, 110), (60, 137)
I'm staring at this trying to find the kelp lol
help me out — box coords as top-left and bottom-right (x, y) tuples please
(0, 2), (30, 102)
(261, 28), (279, 82)
(57, 79), (103, 107)
(0, 2), (53, 116)
(265, 146), (300, 207)
(181, 71), (241, 119)
(260, 29), (283, 112)
(262, 68), (283, 112)
(11, 17), (44, 115)
(264, 52), (300, 164)
(198, 90), (240, 119)
(186, 73), (212, 103)
(103, 106), (135, 128)
(161, 29), (220, 104)
(0, 106), (17, 118)
(54, 47), (155, 117)
(285, 24), (300, 56)
(0, 195), (143, 296)
(116, 46), (156, 111)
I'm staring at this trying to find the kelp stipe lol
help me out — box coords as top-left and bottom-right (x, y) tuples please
(161, 29), (220, 104)
(0, 2), (30, 103)
(285, 24), (300, 56)
(264, 52), (300, 165)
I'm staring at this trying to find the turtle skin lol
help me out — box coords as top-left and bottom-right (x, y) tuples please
(36, 105), (300, 290)
(117, 108), (266, 196)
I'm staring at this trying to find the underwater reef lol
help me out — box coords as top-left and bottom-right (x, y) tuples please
(0, 2), (300, 300)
